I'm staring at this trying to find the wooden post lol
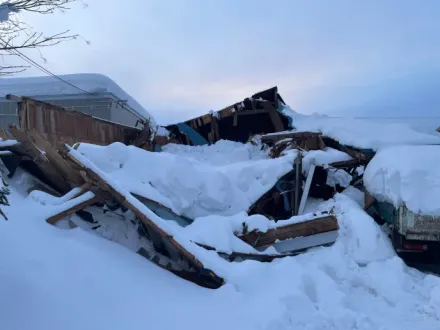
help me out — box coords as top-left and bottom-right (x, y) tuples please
(293, 151), (302, 215)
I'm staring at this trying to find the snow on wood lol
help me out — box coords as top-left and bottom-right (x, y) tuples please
(76, 142), (296, 219)
(46, 192), (101, 225)
(63, 146), (225, 288)
(262, 131), (325, 150)
(238, 214), (339, 248)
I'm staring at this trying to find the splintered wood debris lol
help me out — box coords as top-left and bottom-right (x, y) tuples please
(0, 94), (352, 289)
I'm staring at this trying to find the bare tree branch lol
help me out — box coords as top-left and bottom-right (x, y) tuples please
(0, 0), (86, 75)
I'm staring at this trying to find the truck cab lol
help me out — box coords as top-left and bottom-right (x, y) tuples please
(365, 194), (440, 266)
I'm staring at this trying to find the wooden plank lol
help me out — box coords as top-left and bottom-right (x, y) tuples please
(264, 103), (285, 132)
(329, 158), (365, 168)
(137, 247), (222, 289)
(46, 193), (102, 225)
(8, 126), (72, 193)
(364, 193), (375, 210)
(294, 151), (302, 215)
(236, 109), (268, 116)
(262, 131), (322, 145)
(233, 111), (238, 126)
(238, 215), (339, 248)
(321, 136), (373, 161)
(15, 97), (144, 148)
(26, 129), (84, 186)
(298, 164), (315, 215)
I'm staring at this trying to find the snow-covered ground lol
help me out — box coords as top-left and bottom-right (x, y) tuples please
(1, 139), (440, 330)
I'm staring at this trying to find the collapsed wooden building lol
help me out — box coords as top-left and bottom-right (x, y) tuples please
(157, 86), (292, 147)
(0, 89), (375, 289)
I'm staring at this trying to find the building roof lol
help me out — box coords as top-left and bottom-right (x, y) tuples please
(0, 73), (156, 126)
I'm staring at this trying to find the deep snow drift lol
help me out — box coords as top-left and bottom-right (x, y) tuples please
(1, 141), (440, 330)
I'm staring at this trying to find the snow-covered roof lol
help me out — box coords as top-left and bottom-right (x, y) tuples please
(364, 145), (440, 215)
(0, 73), (156, 125)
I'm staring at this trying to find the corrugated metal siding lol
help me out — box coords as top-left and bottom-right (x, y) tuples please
(0, 101), (19, 130)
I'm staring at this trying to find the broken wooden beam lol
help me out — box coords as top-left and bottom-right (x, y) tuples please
(262, 131), (322, 143)
(238, 215), (339, 248)
(8, 126), (72, 193)
(329, 158), (366, 168)
(46, 192), (102, 225)
(321, 137), (374, 161)
(26, 129), (84, 186)
(137, 247), (222, 289)
(364, 193), (376, 210)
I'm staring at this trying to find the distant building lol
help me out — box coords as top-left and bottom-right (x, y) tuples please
(0, 73), (156, 130)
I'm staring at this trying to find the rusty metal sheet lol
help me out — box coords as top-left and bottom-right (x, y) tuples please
(16, 97), (142, 148)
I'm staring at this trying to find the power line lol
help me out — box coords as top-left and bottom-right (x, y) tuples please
(2, 43), (93, 95)
(1, 40), (148, 126)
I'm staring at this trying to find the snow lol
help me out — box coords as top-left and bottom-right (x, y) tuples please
(156, 126), (170, 137)
(184, 212), (274, 254)
(301, 147), (352, 172)
(3, 175), (440, 329)
(162, 139), (269, 165)
(184, 211), (329, 254)
(364, 145), (440, 216)
(1, 141), (440, 329)
(327, 168), (353, 188)
(76, 141), (291, 219)
(0, 139), (18, 147)
(0, 73), (155, 125)
(280, 104), (440, 150)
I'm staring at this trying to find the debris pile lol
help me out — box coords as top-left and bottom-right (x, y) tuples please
(1, 87), (440, 288)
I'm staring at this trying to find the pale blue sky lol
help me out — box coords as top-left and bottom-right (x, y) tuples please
(9, 0), (440, 123)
